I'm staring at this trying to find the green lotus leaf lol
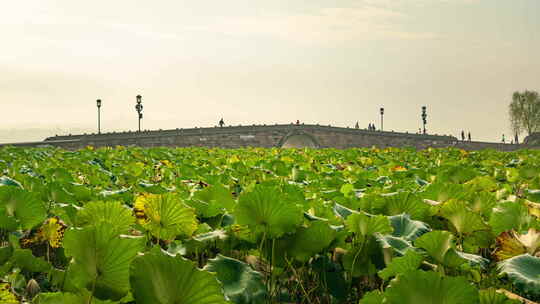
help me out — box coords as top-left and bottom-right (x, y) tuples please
(134, 193), (198, 241)
(420, 182), (469, 203)
(505, 167), (520, 183)
(520, 166), (539, 179)
(76, 201), (135, 234)
(205, 254), (267, 304)
(406, 229), (487, 268)
(465, 176), (498, 192)
(286, 221), (336, 262)
(47, 167), (75, 182)
(379, 192), (430, 220)
(489, 201), (534, 236)
(343, 238), (382, 277)
(376, 214), (430, 255)
(376, 235), (414, 256)
(388, 214), (430, 241)
(64, 183), (93, 202)
(498, 254), (540, 297)
(47, 181), (77, 204)
(346, 212), (393, 237)
(526, 189), (540, 203)
(453, 250), (489, 268)
(34, 290), (118, 304)
(166, 240), (187, 256)
(0, 246), (12, 264)
(130, 247), (229, 304)
(234, 185), (302, 239)
(333, 203), (358, 219)
(193, 229), (228, 243)
(221, 213), (235, 227)
(415, 176), (429, 186)
(0, 176), (23, 188)
(378, 250), (424, 281)
(359, 290), (385, 304)
(0, 187), (46, 230)
(441, 200), (488, 235)
(191, 184), (235, 218)
(438, 165), (477, 184)
(478, 289), (520, 304)
(99, 188), (133, 202)
(303, 212), (328, 222)
(137, 181), (171, 194)
(63, 224), (145, 301)
(11, 249), (51, 273)
(469, 192), (497, 219)
(340, 184), (355, 197)
(414, 230), (454, 265)
(384, 270), (478, 304)
(0, 213), (17, 231)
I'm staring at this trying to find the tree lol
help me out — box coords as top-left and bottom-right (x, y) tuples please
(509, 90), (540, 136)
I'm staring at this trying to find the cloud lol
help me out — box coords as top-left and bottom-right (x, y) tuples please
(362, 0), (479, 6)
(186, 5), (438, 45)
(1, 1), (440, 47)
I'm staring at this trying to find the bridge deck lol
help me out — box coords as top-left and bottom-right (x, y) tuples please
(0, 124), (530, 151)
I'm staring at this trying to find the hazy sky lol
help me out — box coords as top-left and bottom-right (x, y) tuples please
(1, 0), (539, 143)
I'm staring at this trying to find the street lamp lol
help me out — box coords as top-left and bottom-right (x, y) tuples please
(96, 99), (102, 134)
(421, 106), (427, 134)
(135, 95), (143, 132)
(380, 107), (384, 131)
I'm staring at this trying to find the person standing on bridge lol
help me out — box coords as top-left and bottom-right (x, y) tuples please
(468, 132), (471, 141)
(461, 130), (465, 141)
(219, 118), (225, 128)
(502, 134), (506, 143)
(515, 133), (519, 145)
(355, 122), (359, 129)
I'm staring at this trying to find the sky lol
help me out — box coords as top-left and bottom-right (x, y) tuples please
(1, 0), (539, 143)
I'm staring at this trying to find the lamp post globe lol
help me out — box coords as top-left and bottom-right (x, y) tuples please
(135, 95), (143, 132)
(96, 99), (102, 134)
(421, 106), (427, 134)
(380, 107), (384, 131)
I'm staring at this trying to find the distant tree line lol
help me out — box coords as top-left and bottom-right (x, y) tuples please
(509, 90), (540, 136)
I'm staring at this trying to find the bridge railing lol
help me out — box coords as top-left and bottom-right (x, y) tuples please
(45, 123), (458, 142)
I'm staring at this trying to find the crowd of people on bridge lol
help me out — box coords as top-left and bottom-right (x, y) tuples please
(460, 130), (472, 142)
(501, 133), (520, 144)
(217, 118), (522, 145)
(354, 122), (378, 131)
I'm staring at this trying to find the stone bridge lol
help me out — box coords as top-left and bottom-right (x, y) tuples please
(0, 124), (531, 151)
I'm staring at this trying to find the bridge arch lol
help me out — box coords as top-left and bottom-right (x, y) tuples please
(277, 131), (320, 148)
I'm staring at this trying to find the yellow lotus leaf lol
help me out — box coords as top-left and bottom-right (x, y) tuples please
(37, 217), (67, 248)
(525, 200), (540, 218)
(495, 229), (540, 261)
(392, 165), (407, 172)
(0, 283), (18, 304)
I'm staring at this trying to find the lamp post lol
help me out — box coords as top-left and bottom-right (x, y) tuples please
(380, 107), (384, 131)
(135, 95), (143, 132)
(421, 106), (427, 134)
(96, 99), (102, 134)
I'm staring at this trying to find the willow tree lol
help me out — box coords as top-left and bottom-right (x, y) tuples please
(509, 90), (540, 136)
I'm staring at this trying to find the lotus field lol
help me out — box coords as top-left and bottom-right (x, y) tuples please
(1, 146), (540, 303)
